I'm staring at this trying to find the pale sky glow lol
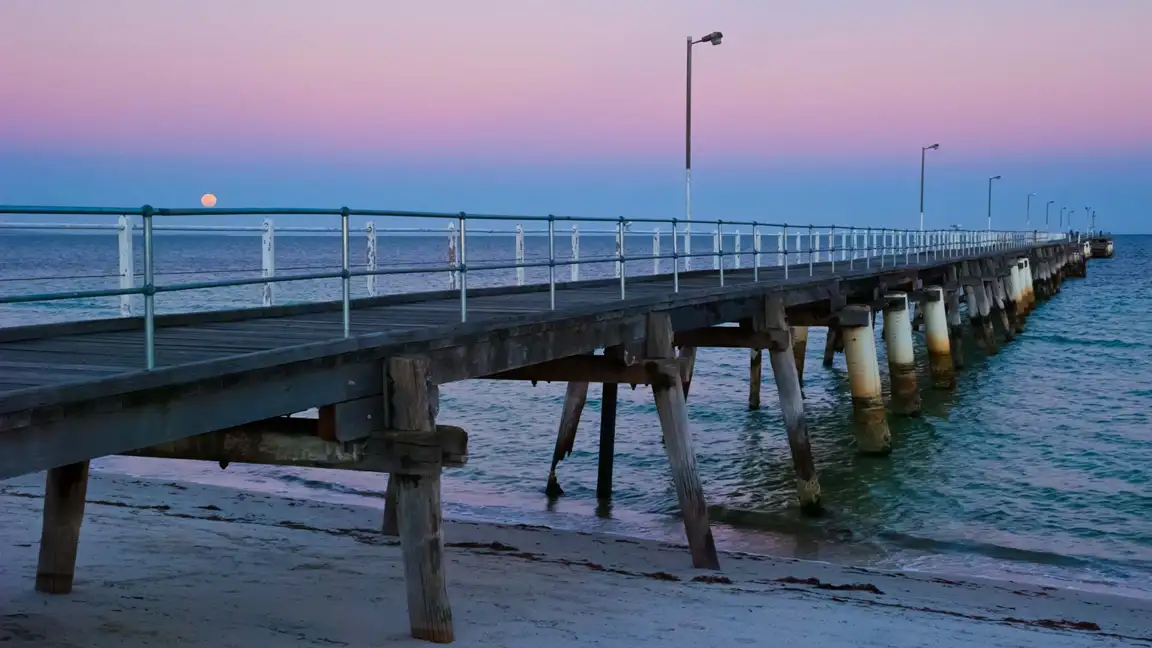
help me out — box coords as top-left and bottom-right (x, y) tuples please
(0, 0), (1148, 231)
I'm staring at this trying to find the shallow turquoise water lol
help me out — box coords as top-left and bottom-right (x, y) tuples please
(4, 231), (1149, 598)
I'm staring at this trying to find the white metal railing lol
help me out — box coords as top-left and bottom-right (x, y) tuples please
(0, 205), (1068, 370)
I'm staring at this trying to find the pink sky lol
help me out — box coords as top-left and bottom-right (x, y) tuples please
(2, 0), (1149, 163)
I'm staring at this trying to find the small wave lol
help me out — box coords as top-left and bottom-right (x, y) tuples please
(266, 471), (387, 500)
(1031, 333), (1151, 350)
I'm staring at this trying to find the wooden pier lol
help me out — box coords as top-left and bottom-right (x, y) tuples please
(0, 224), (1096, 643)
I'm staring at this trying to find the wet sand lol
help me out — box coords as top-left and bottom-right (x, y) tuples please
(2, 471), (1149, 647)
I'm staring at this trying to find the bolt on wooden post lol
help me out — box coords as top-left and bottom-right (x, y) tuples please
(922, 286), (956, 389)
(881, 292), (921, 416)
(840, 305), (891, 455)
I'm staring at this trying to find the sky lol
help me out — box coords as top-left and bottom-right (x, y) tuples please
(0, 0), (1148, 232)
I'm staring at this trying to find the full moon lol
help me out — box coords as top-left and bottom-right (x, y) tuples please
(200, 193), (217, 208)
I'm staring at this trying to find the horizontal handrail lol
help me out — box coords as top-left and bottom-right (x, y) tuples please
(0, 203), (1074, 371)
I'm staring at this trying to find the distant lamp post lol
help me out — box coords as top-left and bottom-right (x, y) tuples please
(684, 30), (723, 271)
(919, 143), (940, 233)
(1084, 206), (1091, 233)
(1045, 200), (1054, 231)
(1026, 192), (1036, 228)
(987, 175), (1001, 232)
(1060, 206), (1066, 230)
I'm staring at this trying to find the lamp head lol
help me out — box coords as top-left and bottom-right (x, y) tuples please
(927, 143), (940, 150)
(991, 175), (1001, 180)
(704, 31), (723, 45)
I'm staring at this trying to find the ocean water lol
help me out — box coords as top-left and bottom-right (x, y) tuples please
(2, 226), (1149, 600)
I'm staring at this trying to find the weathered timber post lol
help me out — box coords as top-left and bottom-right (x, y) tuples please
(840, 305), (891, 455)
(1025, 258), (1038, 304)
(822, 325), (841, 367)
(976, 281), (999, 353)
(597, 346), (623, 500)
(35, 461), (90, 594)
(790, 326), (809, 386)
(945, 288), (965, 369)
(759, 298), (823, 515)
(382, 476), (399, 536)
(644, 314), (720, 569)
(923, 286), (956, 389)
(749, 348), (763, 410)
(387, 356), (454, 643)
(678, 346), (697, 398)
(545, 380), (590, 496)
(1005, 261), (1022, 333)
(990, 272), (1015, 342)
(881, 293), (921, 415)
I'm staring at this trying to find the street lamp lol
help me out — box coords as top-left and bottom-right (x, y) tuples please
(1060, 206), (1066, 230)
(987, 175), (1001, 232)
(919, 143), (940, 257)
(684, 30), (723, 271)
(1026, 192), (1036, 228)
(1084, 206), (1090, 234)
(1045, 200), (1054, 231)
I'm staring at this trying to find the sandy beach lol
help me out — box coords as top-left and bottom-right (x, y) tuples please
(1, 470), (1149, 647)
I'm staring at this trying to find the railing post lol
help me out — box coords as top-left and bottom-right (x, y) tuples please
(548, 215), (556, 310)
(850, 227), (856, 270)
(713, 226), (720, 271)
(879, 229), (886, 268)
(571, 225), (580, 281)
(733, 228), (741, 270)
(458, 213), (468, 321)
(672, 219), (680, 292)
(117, 214), (134, 317)
(685, 221), (692, 272)
(447, 223), (459, 290)
(717, 220), (724, 286)
(753, 223), (761, 282)
(782, 226), (789, 279)
(141, 205), (155, 370)
(653, 227), (661, 275)
(340, 207), (351, 338)
(866, 228), (871, 268)
(795, 231), (802, 267)
(515, 224), (525, 286)
(808, 225), (815, 276)
(365, 221), (377, 298)
(261, 218), (276, 306)
(617, 217), (626, 299)
(830, 226), (836, 274)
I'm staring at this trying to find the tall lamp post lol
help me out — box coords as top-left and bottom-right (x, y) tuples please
(987, 175), (1001, 232)
(1026, 192), (1036, 228)
(1060, 206), (1066, 230)
(685, 30), (723, 271)
(1045, 200), (1054, 232)
(919, 143), (940, 257)
(1084, 206), (1090, 234)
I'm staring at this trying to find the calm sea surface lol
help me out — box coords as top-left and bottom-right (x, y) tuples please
(2, 226), (1149, 599)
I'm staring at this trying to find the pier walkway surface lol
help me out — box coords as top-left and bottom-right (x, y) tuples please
(0, 205), (1105, 643)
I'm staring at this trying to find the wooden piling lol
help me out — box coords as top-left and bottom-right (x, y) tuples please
(35, 461), (90, 594)
(840, 305), (891, 455)
(597, 346), (622, 500)
(923, 286), (956, 389)
(822, 325), (840, 367)
(973, 281), (999, 353)
(645, 314), (719, 570)
(545, 380), (590, 496)
(790, 326), (808, 386)
(945, 286), (965, 370)
(678, 346), (697, 398)
(881, 293), (921, 416)
(749, 348), (763, 410)
(991, 275), (1015, 342)
(760, 298), (823, 515)
(382, 475), (399, 536)
(388, 356), (454, 644)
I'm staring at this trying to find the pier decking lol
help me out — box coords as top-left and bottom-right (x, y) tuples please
(0, 205), (1107, 643)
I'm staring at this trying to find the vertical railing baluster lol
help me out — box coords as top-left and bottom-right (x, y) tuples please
(365, 221), (377, 298)
(617, 217), (626, 299)
(830, 226), (836, 274)
(753, 223), (760, 282)
(117, 214), (134, 317)
(448, 223), (459, 290)
(570, 225), (579, 282)
(653, 227), (661, 275)
(515, 224), (525, 286)
(782, 225), (789, 279)
(808, 225), (815, 276)
(262, 218), (276, 306)
(548, 215), (556, 310)
(850, 227), (856, 270)
(672, 219), (680, 293)
(459, 213), (468, 321)
(142, 205), (155, 369)
(340, 207), (351, 338)
(717, 220), (725, 286)
(733, 227), (741, 270)
(713, 225), (720, 271)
